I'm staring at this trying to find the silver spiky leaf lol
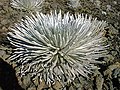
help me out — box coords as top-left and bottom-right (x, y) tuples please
(11, 0), (44, 11)
(8, 11), (108, 86)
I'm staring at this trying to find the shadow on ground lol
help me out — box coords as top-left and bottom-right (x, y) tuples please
(0, 58), (24, 90)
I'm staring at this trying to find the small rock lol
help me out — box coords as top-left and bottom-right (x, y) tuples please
(53, 81), (62, 89)
(102, 11), (107, 15)
(113, 1), (117, 5)
(1, 19), (8, 25)
(95, 0), (101, 8)
(0, 50), (5, 57)
(107, 5), (112, 11)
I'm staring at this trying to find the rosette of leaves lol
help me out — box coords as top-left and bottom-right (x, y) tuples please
(8, 11), (108, 86)
(11, 0), (44, 12)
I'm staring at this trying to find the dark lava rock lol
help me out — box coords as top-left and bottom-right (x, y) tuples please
(0, 58), (24, 90)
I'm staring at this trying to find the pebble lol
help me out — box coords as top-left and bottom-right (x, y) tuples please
(102, 11), (107, 15)
(1, 19), (8, 25)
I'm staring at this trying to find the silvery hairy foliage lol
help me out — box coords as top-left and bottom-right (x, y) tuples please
(11, 0), (44, 12)
(8, 11), (108, 86)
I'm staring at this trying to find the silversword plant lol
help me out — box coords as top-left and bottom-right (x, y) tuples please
(11, 0), (44, 12)
(8, 11), (108, 86)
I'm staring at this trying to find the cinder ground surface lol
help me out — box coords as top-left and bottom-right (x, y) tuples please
(0, 0), (120, 90)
